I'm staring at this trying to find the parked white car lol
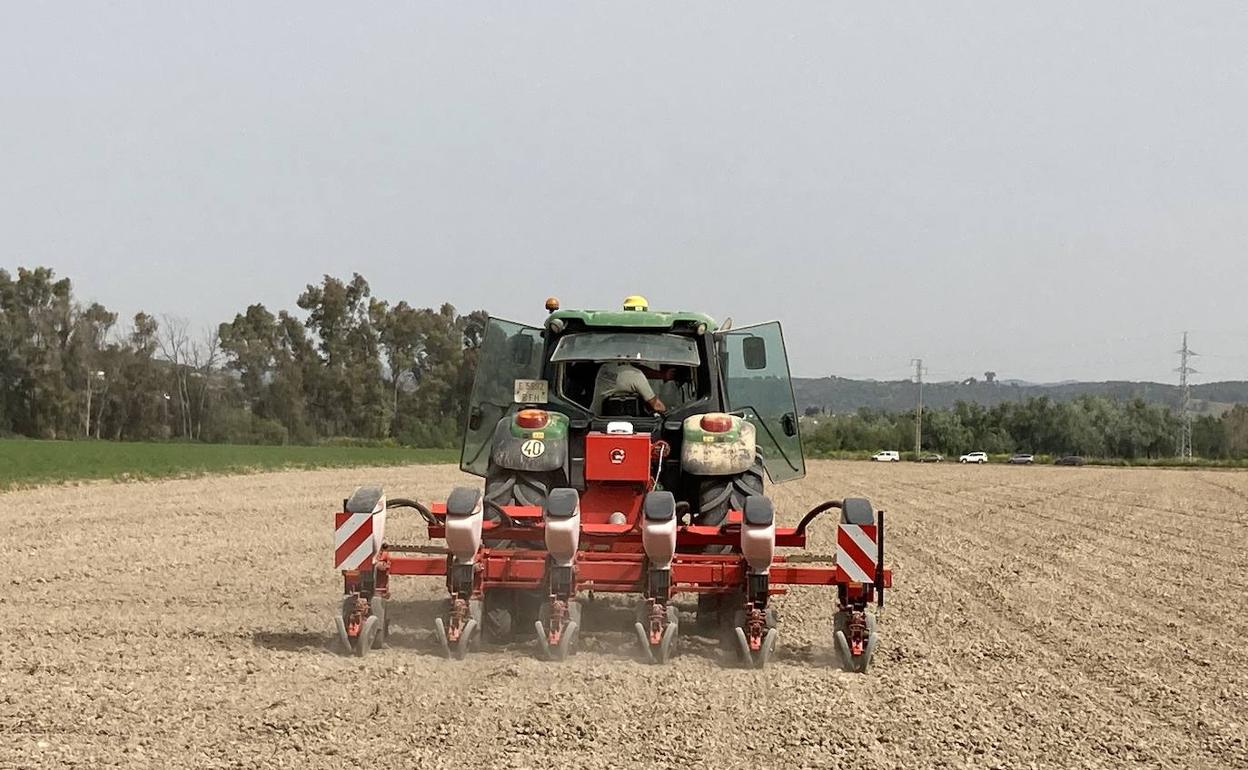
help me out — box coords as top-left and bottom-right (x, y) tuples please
(959, 451), (988, 464)
(871, 450), (900, 462)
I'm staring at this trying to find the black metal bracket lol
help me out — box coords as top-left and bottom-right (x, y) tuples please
(648, 568), (670, 600)
(875, 511), (886, 609)
(548, 563), (574, 600)
(450, 563), (474, 598)
(747, 573), (769, 608)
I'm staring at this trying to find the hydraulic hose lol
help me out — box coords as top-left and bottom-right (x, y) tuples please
(794, 500), (843, 537)
(482, 498), (518, 529)
(387, 497), (437, 525)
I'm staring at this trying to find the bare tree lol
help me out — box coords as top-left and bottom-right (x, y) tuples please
(157, 315), (192, 438)
(188, 327), (220, 440)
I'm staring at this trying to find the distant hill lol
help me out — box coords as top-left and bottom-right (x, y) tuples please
(793, 376), (1248, 416)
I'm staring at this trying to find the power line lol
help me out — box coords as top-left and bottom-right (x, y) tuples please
(1175, 332), (1198, 459)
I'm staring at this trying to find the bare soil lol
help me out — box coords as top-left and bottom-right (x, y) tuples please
(2, 462), (1245, 769)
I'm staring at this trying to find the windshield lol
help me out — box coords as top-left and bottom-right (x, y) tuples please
(549, 332), (700, 366)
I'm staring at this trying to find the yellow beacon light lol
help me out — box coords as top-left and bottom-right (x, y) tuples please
(623, 295), (648, 312)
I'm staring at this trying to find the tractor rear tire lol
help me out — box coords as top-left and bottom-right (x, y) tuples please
(483, 465), (564, 548)
(694, 453), (765, 631)
(694, 452), (766, 531)
(482, 465), (566, 641)
(482, 590), (515, 644)
(484, 466), (564, 512)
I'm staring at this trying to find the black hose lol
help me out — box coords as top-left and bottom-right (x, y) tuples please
(482, 498), (518, 529)
(385, 495), (525, 530)
(387, 497), (437, 525)
(794, 500), (843, 537)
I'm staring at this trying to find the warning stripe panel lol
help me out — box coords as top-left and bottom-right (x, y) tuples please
(334, 512), (371, 550)
(337, 537), (375, 573)
(842, 523), (877, 563)
(835, 524), (878, 584)
(335, 521), (373, 568)
(335, 512), (375, 571)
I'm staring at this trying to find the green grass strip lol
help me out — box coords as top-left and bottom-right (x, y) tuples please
(0, 439), (458, 490)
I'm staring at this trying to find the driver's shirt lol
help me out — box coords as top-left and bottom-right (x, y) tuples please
(591, 362), (657, 413)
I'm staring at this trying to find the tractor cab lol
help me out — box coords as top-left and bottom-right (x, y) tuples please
(459, 297), (806, 489)
(551, 331), (703, 418)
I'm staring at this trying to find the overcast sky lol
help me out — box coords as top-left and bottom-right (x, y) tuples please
(2, 2), (1246, 382)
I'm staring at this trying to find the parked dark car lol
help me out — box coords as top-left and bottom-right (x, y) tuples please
(1054, 455), (1086, 466)
(1008, 453), (1035, 465)
(919, 453), (944, 463)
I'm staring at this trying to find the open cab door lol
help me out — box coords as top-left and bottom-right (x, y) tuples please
(720, 321), (806, 483)
(460, 317), (545, 477)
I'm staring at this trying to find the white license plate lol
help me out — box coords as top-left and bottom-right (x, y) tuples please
(513, 379), (549, 404)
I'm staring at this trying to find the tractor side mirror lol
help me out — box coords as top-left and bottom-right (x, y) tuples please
(782, 412), (798, 437)
(742, 336), (767, 370)
(509, 335), (533, 366)
(467, 406), (483, 431)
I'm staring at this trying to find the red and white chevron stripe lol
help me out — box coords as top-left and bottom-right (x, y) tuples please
(335, 503), (386, 571)
(835, 523), (878, 584)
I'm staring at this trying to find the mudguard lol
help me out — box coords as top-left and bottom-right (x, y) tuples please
(681, 414), (757, 476)
(488, 416), (568, 473)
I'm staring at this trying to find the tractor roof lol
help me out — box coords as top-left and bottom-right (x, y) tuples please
(547, 308), (718, 332)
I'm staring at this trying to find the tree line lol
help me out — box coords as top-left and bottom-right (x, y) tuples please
(5, 264), (1246, 459)
(0, 266), (485, 447)
(803, 397), (1248, 460)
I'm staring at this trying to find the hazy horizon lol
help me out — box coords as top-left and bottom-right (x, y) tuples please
(3, 2), (1246, 382)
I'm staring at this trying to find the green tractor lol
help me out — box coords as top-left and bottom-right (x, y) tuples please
(458, 295), (806, 640)
(461, 295), (805, 521)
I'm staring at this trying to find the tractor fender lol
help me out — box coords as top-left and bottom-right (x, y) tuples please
(681, 414), (757, 476)
(488, 417), (567, 474)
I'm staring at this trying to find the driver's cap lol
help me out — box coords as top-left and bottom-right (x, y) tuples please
(623, 295), (648, 311)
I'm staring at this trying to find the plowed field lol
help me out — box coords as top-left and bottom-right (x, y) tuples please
(2, 462), (1245, 768)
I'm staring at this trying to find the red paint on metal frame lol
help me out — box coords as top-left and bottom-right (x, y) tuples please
(381, 550), (892, 593)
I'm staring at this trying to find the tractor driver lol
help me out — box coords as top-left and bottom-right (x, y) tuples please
(591, 361), (672, 414)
